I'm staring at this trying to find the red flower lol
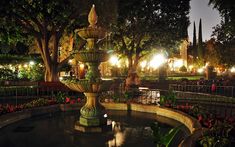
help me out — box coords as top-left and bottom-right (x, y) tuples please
(70, 99), (76, 104)
(77, 98), (81, 103)
(226, 116), (235, 124)
(198, 115), (203, 122)
(7, 104), (15, 113)
(65, 97), (70, 103)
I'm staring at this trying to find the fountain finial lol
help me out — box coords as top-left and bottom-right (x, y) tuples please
(88, 4), (98, 27)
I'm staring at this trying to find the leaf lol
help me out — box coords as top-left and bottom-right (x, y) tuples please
(162, 125), (183, 147)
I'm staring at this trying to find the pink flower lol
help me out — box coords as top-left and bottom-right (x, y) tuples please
(77, 98), (81, 103)
(65, 97), (70, 103)
(7, 104), (15, 113)
(198, 115), (203, 122)
(70, 100), (76, 104)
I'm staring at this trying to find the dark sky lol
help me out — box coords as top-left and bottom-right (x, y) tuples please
(188, 0), (221, 42)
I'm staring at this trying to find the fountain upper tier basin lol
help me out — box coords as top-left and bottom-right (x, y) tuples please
(76, 27), (106, 40)
(74, 50), (109, 63)
(62, 79), (113, 93)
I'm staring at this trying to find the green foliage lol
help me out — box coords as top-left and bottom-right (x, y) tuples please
(151, 122), (182, 147)
(209, 0), (235, 66)
(161, 90), (177, 106)
(112, 0), (190, 78)
(0, 67), (17, 81)
(199, 121), (233, 147)
(188, 105), (207, 118)
(198, 19), (204, 60)
(55, 92), (66, 104)
(18, 64), (44, 81)
(24, 98), (48, 109)
(0, 54), (41, 65)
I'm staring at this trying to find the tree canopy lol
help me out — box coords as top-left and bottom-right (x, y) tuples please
(209, 0), (235, 66)
(111, 0), (190, 84)
(0, 0), (94, 81)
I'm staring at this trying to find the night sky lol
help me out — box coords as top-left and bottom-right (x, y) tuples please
(188, 0), (221, 42)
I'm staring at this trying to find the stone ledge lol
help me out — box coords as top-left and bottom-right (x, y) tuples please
(0, 111), (31, 129)
(102, 103), (201, 134)
(60, 103), (84, 111)
(0, 105), (60, 129)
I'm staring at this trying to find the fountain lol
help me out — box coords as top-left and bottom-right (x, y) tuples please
(62, 5), (112, 132)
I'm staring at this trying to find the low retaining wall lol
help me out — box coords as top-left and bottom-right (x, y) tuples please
(102, 103), (201, 134)
(0, 104), (79, 129)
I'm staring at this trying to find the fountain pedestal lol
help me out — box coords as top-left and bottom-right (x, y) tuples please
(79, 93), (106, 126)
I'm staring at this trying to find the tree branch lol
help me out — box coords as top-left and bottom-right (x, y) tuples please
(58, 40), (86, 70)
(15, 4), (44, 32)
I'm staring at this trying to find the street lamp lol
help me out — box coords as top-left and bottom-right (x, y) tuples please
(109, 55), (119, 66)
(149, 54), (167, 69)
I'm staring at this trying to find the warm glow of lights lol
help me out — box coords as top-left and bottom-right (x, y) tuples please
(157, 92), (160, 98)
(109, 55), (119, 66)
(9, 64), (14, 70)
(173, 59), (183, 68)
(197, 68), (204, 73)
(149, 54), (166, 69)
(80, 63), (85, 69)
(230, 67), (235, 73)
(24, 64), (28, 68)
(125, 60), (129, 67)
(38, 63), (43, 67)
(140, 60), (147, 69)
(29, 61), (35, 66)
(59, 77), (63, 81)
(189, 65), (193, 70)
(68, 59), (73, 63)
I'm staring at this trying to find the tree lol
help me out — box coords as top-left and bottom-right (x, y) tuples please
(205, 38), (221, 66)
(0, 0), (92, 82)
(193, 21), (197, 59)
(209, 0), (235, 66)
(198, 19), (204, 60)
(112, 0), (190, 87)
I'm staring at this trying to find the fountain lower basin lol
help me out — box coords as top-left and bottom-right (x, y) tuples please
(0, 110), (188, 147)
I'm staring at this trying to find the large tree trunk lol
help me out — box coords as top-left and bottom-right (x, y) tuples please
(44, 65), (59, 82)
(36, 34), (60, 82)
(125, 57), (140, 90)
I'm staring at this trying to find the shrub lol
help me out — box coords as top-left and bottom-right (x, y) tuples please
(179, 65), (187, 72)
(0, 68), (17, 81)
(55, 92), (67, 104)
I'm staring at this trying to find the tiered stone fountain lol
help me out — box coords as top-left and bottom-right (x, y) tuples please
(62, 5), (112, 132)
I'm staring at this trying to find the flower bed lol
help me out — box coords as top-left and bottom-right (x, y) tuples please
(162, 103), (235, 146)
(0, 92), (84, 116)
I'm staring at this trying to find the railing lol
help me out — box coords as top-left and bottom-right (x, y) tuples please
(169, 84), (234, 98)
(0, 85), (82, 105)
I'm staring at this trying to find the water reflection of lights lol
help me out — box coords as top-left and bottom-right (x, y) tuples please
(103, 113), (108, 118)
(230, 67), (235, 73)
(108, 121), (125, 147)
(107, 120), (153, 147)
